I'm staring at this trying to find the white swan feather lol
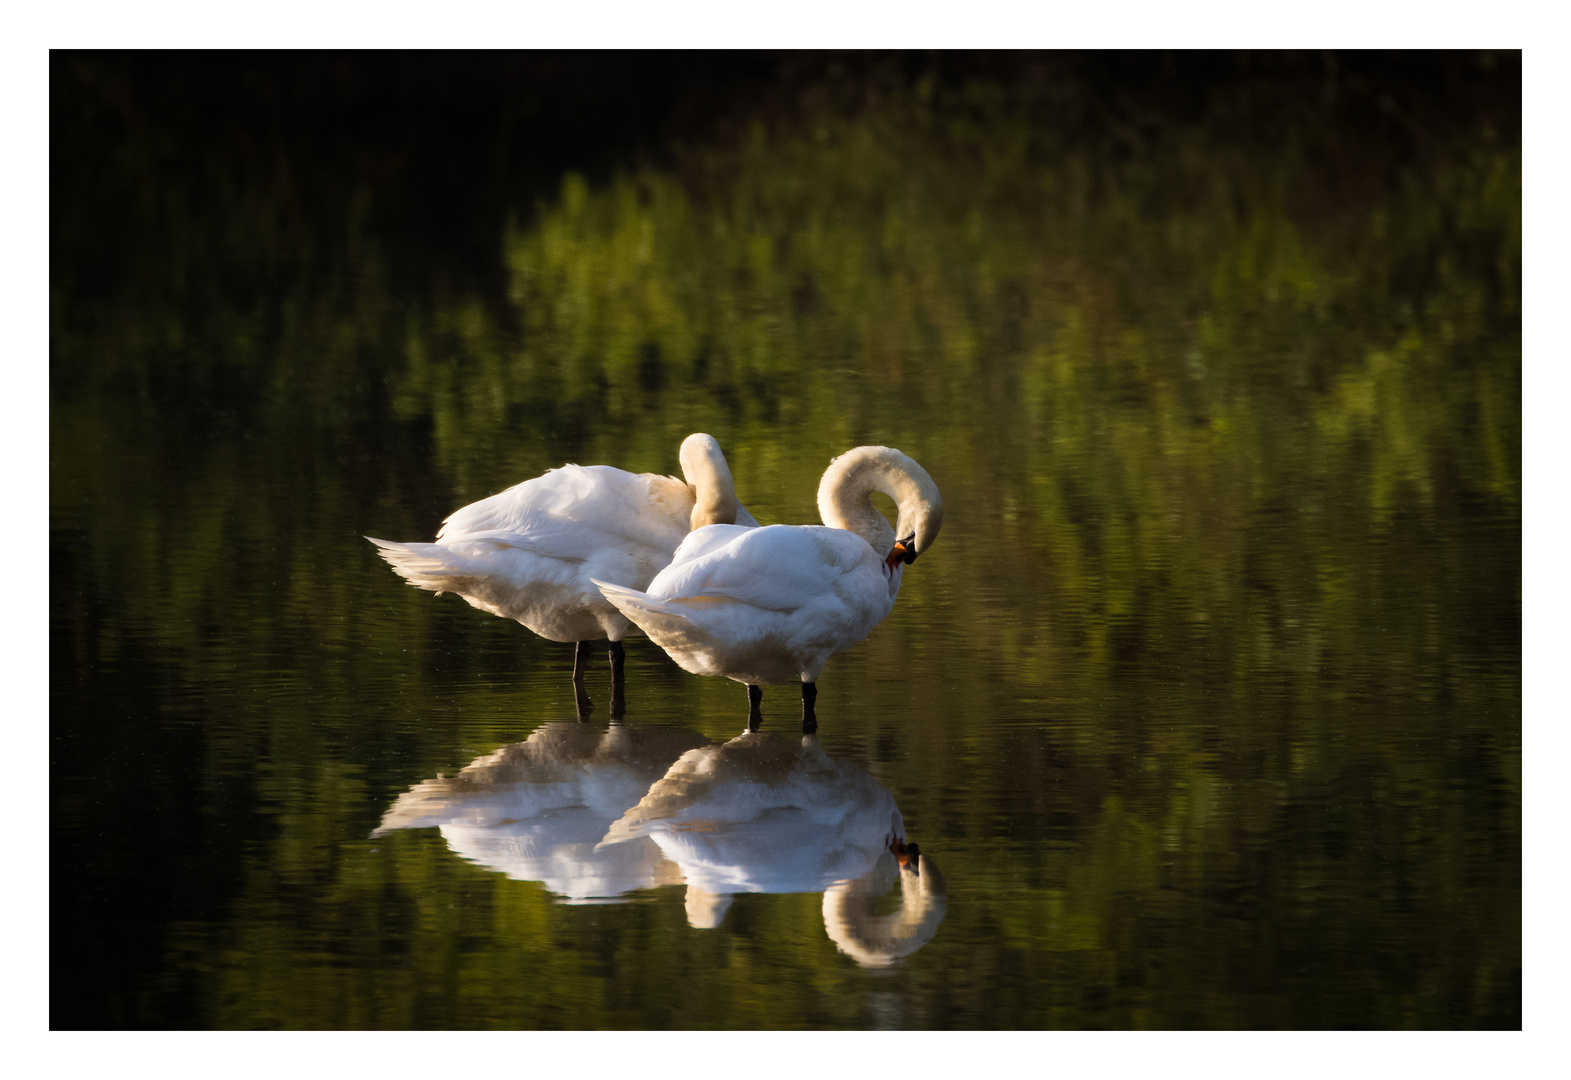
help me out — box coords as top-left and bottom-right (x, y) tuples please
(594, 445), (940, 685)
(368, 434), (757, 644)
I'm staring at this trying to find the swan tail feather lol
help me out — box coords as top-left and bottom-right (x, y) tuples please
(592, 579), (701, 638)
(366, 536), (482, 594)
(592, 579), (686, 619)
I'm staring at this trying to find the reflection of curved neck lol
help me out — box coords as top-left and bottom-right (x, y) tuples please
(822, 855), (948, 967)
(680, 434), (742, 530)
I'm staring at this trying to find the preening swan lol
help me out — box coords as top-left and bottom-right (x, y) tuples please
(597, 730), (909, 930)
(367, 433), (757, 703)
(372, 721), (708, 901)
(594, 445), (941, 722)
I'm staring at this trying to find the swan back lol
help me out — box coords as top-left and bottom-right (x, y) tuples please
(816, 446), (943, 558)
(371, 723), (710, 835)
(599, 732), (904, 898)
(370, 723), (710, 901)
(680, 433), (756, 530)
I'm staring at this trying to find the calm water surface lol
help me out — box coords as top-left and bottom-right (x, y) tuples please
(51, 63), (1520, 1028)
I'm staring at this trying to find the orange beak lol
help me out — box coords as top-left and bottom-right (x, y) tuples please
(885, 534), (918, 569)
(885, 541), (910, 570)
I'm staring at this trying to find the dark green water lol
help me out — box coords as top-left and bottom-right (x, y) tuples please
(51, 54), (1520, 1029)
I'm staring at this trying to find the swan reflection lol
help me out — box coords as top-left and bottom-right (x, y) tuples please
(599, 730), (947, 964)
(375, 723), (946, 963)
(372, 721), (708, 902)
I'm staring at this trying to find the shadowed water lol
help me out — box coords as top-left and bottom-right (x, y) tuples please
(51, 54), (1519, 1029)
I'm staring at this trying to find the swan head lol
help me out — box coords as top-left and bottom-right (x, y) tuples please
(817, 446), (943, 562)
(679, 433), (743, 530)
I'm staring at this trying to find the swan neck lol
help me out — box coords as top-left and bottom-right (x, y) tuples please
(823, 483), (895, 553)
(680, 435), (741, 530)
(817, 449), (927, 553)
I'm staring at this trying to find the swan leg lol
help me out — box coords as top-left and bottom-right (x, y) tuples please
(608, 640), (626, 681)
(802, 682), (818, 735)
(746, 684), (763, 732)
(609, 677), (626, 720)
(573, 641), (593, 718)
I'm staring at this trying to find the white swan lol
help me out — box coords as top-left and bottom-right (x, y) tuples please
(597, 730), (909, 930)
(372, 721), (709, 902)
(593, 445), (941, 718)
(366, 433), (758, 694)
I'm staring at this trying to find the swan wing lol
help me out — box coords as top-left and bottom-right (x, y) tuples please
(648, 524), (874, 613)
(595, 525), (895, 682)
(437, 465), (694, 555)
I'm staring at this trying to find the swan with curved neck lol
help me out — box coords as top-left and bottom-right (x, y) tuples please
(817, 445), (944, 567)
(367, 433), (756, 707)
(594, 445), (942, 722)
(598, 730), (919, 943)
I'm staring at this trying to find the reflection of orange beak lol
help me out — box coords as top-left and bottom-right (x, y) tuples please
(890, 837), (921, 871)
(885, 541), (910, 570)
